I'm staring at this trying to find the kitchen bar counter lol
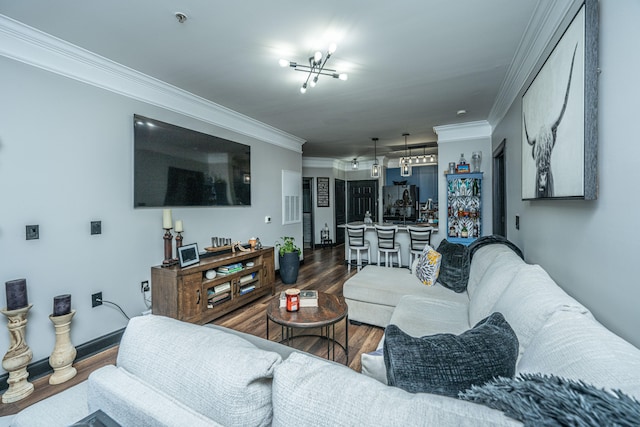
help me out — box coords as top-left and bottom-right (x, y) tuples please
(340, 222), (438, 267)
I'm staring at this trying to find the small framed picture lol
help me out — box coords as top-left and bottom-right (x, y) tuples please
(178, 243), (200, 268)
(456, 164), (470, 173)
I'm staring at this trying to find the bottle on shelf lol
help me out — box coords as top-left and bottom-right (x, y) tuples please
(459, 153), (466, 165)
(461, 224), (469, 238)
(472, 179), (479, 196)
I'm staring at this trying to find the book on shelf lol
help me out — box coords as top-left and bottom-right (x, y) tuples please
(216, 263), (244, 275)
(239, 284), (255, 295)
(278, 290), (318, 308)
(213, 282), (231, 294)
(208, 292), (230, 304)
(239, 273), (257, 284)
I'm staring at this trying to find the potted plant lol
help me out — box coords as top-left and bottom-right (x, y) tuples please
(276, 236), (301, 284)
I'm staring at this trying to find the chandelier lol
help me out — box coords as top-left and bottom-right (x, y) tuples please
(279, 43), (348, 94)
(351, 158), (359, 170)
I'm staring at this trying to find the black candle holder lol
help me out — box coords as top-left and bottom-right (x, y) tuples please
(162, 228), (177, 267)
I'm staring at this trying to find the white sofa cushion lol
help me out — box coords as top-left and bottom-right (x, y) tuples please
(272, 351), (519, 427)
(468, 251), (526, 325)
(344, 265), (465, 308)
(116, 315), (281, 427)
(492, 265), (590, 359)
(517, 310), (640, 400)
(467, 244), (517, 296)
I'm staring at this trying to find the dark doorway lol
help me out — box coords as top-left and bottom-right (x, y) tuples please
(302, 178), (313, 249)
(493, 139), (506, 237)
(334, 179), (346, 245)
(347, 180), (378, 223)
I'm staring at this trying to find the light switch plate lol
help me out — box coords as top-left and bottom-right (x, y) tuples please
(26, 225), (39, 240)
(91, 221), (102, 235)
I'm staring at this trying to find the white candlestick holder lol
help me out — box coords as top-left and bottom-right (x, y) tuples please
(1, 304), (34, 403)
(48, 309), (77, 385)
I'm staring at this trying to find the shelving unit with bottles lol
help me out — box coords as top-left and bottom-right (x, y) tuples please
(446, 172), (483, 245)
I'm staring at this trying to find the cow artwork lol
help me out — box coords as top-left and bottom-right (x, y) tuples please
(523, 44), (578, 198)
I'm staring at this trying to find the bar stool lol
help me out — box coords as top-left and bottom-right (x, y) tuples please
(374, 224), (402, 268)
(346, 224), (371, 271)
(406, 225), (434, 266)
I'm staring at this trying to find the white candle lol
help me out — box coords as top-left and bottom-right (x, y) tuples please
(175, 220), (183, 233)
(162, 209), (172, 229)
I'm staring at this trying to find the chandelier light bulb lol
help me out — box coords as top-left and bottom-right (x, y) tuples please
(278, 59), (289, 67)
(314, 51), (323, 63)
(300, 84), (307, 94)
(338, 73), (348, 81)
(328, 43), (337, 54)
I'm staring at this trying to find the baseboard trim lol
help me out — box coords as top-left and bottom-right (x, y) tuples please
(0, 327), (125, 392)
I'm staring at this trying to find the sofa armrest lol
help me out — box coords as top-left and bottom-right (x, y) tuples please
(88, 365), (221, 427)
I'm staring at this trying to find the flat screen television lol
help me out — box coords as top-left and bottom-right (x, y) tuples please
(134, 114), (251, 207)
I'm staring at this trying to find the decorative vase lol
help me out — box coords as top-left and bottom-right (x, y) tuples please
(279, 252), (300, 284)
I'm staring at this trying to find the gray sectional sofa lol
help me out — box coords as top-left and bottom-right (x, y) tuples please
(9, 241), (640, 426)
(12, 315), (520, 427)
(344, 241), (640, 400)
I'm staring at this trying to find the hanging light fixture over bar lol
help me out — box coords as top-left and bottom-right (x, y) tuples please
(279, 43), (348, 93)
(352, 158), (359, 170)
(400, 133), (412, 177)
(371, 137), (380, 178)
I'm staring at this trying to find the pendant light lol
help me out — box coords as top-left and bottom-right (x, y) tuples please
(400, 133), (412, 177)
(371, 137), (380, 178)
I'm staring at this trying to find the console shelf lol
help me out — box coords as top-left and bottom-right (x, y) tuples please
(151, 247), (275, 325)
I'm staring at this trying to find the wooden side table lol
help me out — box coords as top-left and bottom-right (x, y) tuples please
(266, 292), (348, 364)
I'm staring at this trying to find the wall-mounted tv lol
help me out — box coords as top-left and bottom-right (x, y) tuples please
(134, 114), (251, 207)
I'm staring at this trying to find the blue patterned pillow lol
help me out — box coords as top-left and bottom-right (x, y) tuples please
(384, 312), (518, 397)
(415, 245), (441, 286)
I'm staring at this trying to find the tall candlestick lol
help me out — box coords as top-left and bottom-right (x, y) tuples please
(5, 279), (28, 311)
(1, 305), (34, 403)
(53, 294), (71, 316)
(48, 310), (77, 385)
(162, 209), (173, 229)
(174, 220), (183, 233)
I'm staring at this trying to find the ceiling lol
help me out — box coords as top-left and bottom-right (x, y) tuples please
(0, 0), (541, 162)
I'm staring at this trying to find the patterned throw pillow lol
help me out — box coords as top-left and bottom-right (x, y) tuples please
(415, 245), (441, 286)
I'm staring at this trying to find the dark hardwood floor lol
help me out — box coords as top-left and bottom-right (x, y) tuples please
(214, 244), (385, 371)
(0, 244), (384, 416)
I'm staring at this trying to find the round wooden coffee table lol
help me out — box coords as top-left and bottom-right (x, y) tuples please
(266, 292), (349, 363)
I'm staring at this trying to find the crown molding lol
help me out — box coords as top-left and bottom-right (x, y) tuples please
(0, 15), (305, 153)
(488, 0), (580, 128)
(302, 157), (344, 169)
(434, 121), (492, 143)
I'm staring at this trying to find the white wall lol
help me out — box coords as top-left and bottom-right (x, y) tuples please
(0, 56), (302, 368)
(492, 0), (640, 348)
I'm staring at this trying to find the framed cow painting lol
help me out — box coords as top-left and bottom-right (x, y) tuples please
(521, 0), (598, 200)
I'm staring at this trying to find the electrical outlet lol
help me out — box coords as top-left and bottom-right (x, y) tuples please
(265, 216), (271, 224)
(141, 280), (150, 292)
(92, 292), (103, 308)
